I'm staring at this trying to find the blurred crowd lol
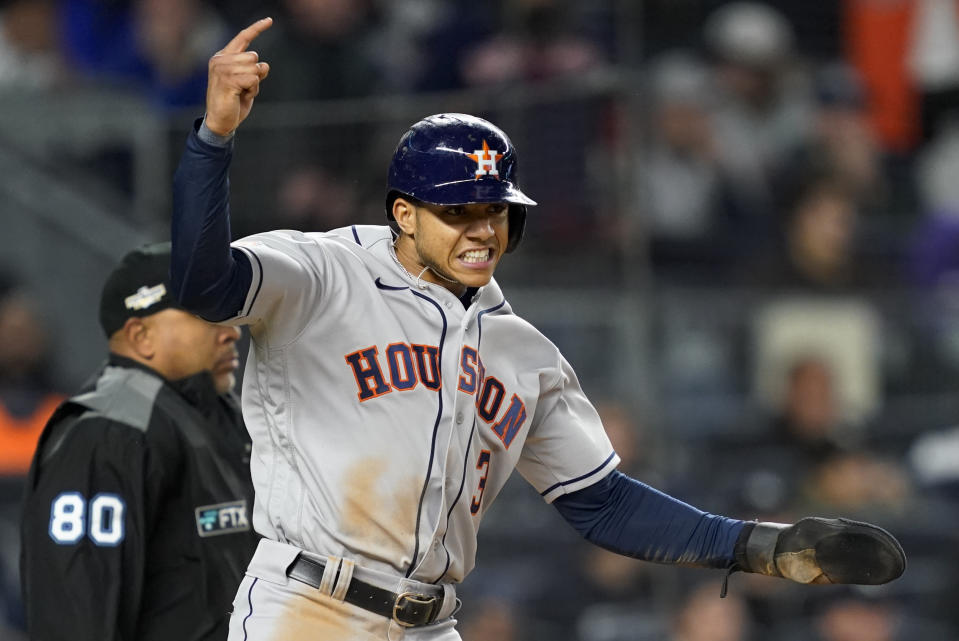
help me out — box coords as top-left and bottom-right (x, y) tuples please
(2, 0), (959, 639)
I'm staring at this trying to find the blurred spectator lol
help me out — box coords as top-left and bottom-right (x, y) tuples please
(58, 0), (229, 109)
(904, 118), (959, 373)
(275, 164), (360, 232)
(703, 2), (813, 238)
(631, 50), (737, 279)
(798, 450), (911, 520)
(0, 0), (61, 89)
(255, 0), (380, 101)
(751, 298), (882, 430)
(0, 288), (62, 638)
(766, 356), (856, 460)
(777, 177), (858, 290)
(704, 353), (862, 517)
(909, 423), (959, 503)
(780, 60), (918, 270)
(670, 579), (753, 641)
(368, 0), (486, 92)
(503, 95), (610, 248)
(815, 593), (901, 641)
(383, 0), (492, 92)
(568, 547), (671, 641)
(909, 0), (959, 143)
(769, 587), (956, 641)
(459, 596), (522, 641)
(691, 292), (884, 520)
(909, 118), (959, 291)
(905, 423), (959, 628)
(133, 0), (228, 105)
(459, 0), (605, 87)
(446, 2), (611, 251)
(595, 399), (667, 485)
(454, 0), (611, 249)
(0, 289), (63, 480)
(637, 0), (713, 58)
(416, 0), (618, 90)
(642, 1), (841, 62)
(814, 593), (900, 641)
(779, 63), (887, 214)
(637, 51), (719, 240)
(741, 175), (893, 292)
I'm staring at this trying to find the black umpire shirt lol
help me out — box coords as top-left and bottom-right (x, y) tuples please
(20, 354), (258, 641)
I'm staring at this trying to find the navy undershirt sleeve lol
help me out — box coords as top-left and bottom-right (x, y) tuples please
(170, 119), (252, 321)
(552, 469), (745, 568)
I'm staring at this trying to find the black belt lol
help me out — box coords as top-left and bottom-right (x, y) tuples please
(287, 555), (443, 628)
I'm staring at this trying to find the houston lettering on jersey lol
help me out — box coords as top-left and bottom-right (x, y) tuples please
(344, 343), (527, 449)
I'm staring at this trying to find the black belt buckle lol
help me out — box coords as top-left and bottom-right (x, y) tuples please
(392, 592), (438, 627)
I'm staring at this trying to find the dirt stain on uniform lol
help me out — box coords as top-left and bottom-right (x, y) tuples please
(268, 588), (393, 641)
(340, 458), (424, 564)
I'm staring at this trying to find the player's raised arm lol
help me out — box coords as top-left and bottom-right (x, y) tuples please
(170, 20), (272, 321)
(205, 17), (272, 136)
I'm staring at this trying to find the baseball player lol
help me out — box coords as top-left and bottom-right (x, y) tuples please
(20, 243), (258, 641)
(170, 18), (906, 640)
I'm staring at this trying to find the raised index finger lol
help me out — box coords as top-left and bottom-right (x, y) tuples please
(221, 17), (273, 54)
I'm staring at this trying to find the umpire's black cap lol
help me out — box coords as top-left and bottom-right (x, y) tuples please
(99, 242), (183, 338)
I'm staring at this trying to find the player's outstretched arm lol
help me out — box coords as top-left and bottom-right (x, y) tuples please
(553, 471), (906, 588)
(205, 17), (272, 136)
(733, 517), (906, 585)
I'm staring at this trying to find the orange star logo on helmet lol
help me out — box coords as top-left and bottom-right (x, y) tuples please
(467, 140), (504, 180)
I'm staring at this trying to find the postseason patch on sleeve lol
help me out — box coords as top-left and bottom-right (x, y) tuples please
(194, 500), (251, 537)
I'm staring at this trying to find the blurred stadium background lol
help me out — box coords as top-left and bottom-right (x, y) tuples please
(2, 0), (959, 639)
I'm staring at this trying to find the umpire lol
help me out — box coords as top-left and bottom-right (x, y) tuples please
(19, 243), (258, 640)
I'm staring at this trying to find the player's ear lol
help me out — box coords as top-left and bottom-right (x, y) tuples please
(392, 198), (417, 236)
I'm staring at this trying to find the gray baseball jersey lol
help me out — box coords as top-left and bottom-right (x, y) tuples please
(227, 224), (619, 584)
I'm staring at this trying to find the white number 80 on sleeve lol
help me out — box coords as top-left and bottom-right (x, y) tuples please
(49, 492), (126, 546)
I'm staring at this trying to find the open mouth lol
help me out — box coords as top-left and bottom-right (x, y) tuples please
(460, 248), (492, 264)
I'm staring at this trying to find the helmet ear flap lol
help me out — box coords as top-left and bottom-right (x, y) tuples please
(385, 190), (402, 236)
(506, 205), (526, 253)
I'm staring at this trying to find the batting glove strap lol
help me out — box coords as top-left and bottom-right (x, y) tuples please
(736, 517), (907, 586)
(735, 521), (787, 578)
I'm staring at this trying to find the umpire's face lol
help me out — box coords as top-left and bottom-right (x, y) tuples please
(139, 309), (241, 393)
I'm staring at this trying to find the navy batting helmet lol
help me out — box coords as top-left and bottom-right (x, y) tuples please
(385, 113), (536, 252)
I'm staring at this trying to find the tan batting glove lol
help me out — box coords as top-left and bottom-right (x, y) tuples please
(205, 17), (273, 137)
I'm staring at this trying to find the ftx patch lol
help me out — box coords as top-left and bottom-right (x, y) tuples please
(195, 500), (250, 537)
